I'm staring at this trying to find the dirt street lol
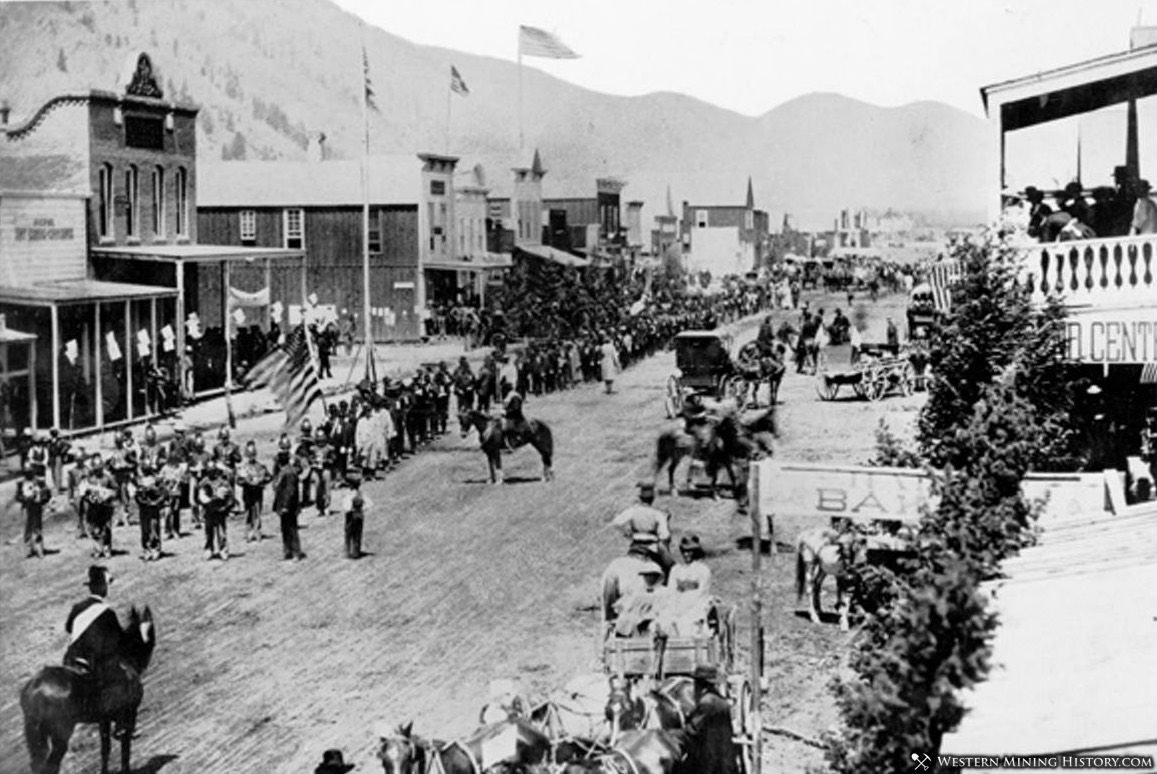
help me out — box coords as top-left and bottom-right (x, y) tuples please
(0, 290), (919, 774)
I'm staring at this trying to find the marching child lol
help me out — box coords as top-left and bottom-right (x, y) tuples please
(238, 440), (271, 542)
(14, 466), (52, 558)
(341, 472), (369, 559)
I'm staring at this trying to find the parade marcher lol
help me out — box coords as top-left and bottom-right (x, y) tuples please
(109, 429), (138, 527)
(295, 418), (316, 505)
(198, 460), (235, 560)
(310, 423), (333, 516)
(47, 427), (70, 494)
(26, 429), (50, 480)
(669, 533), (712, 595)
(67, 448), (89, 538)
(433, 361), (452, 435)
(272, 442), (306, 561)
(135, 471), (166, 561)
(159, 452), (187, 539)
(84, 454), (117, 559)
(137, 423), (166, 476)
(674, 665), (739, 774)
(238, 440), (271, 542)
(212, 426), (242, 477)
(341, 471), (369, 559)
(14, 465), (52, 557)
(187, 430), (209, 528)
(64, 566), (119, 668)
(453, 356), (476, 412)
(886, 317), (900, 350)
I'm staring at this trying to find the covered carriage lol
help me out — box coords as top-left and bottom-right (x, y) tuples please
(664, 331), (753, 418)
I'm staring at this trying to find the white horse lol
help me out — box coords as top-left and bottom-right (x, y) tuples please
(795, 526), (910, 631)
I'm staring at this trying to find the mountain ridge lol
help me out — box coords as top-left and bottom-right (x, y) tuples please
(0, 0), (990, 230)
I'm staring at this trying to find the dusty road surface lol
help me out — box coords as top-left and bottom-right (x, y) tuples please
(0, 290), (919, 774)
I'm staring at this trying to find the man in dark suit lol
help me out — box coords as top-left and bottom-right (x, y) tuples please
(64, 566), (120, 671)
(272, 447), (305, 561)
(677, 665), (738, 774)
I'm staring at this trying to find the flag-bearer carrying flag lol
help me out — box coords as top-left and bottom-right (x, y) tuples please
(518, 25), (580, 59)
(246, 325), (323, 429)
(450, 65), (469, 96)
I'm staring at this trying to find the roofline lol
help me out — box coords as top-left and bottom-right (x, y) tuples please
(3, 90), (197, 142)
(980, 42), (1157, 112)
(0, 189), (90, 200)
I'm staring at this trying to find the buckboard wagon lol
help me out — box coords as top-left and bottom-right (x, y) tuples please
(601, 599), (758, 773)
(815, 345), (914, 401)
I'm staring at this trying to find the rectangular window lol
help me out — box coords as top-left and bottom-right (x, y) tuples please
(175, 167), (188, 236)
(240, 210), (256, 243)
(696, 209), (708, 228)
(368, 210), (381, 253)
(430, 179), (446, 196)
(125, 166), (139, 238)
(744, 211), (754, 230)
(124, 115), (164, 150)
(151, 167), (165, 238)
(284, 208), (304, 249)
(98, 164), (113, 239)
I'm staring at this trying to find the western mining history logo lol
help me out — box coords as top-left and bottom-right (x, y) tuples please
(915, 754), (1156, 770)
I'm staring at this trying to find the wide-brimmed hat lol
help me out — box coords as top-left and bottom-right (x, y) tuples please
(692, 664), (719, 683)
(637, 563), (665, 578)
(1023, 186), (1044, 202)
(315, 749), (355, 774)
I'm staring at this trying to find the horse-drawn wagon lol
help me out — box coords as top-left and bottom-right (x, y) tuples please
(600, 595), (759, 773)
(664, 331), (764, 418)
(815, 346), (915, 402)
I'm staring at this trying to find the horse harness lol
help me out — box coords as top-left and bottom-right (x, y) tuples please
(599, 750), (641, 774)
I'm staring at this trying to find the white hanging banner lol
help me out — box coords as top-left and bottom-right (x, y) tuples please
(105, 331), (123, 362)
(64, 339), (79, 364)
(137, 341), (151, 359)
(232, 308), (247, 326)
(288, 305), (302, 325)
(228, 286), (271, 307)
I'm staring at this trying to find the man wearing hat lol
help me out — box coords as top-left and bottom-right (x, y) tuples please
(675, 665), (738, 774)
(64, 566), (120, 672)
(26, 429), (50, 480)
(314, 749), (355, 774)
(47, 427), (71, 494)
(14, 463), (52, 558)
(84, 453), (117, 559)
(238, 440), (271, 543)
(610, 483), (674, 578)
(198, 460), (236, 560)
(135, 469), (167, 561)
(341, 470), (369, 559)
(1024, 186), (1053, 241)
(669, 533), (712, 595)
(67, 448), (90, 538)
(272, 441), (306, 561)
(612, 562), (672, 637)
(1132, 179), (1157, 236)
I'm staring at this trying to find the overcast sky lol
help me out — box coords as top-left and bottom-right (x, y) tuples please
(332, 0), (1157, 118)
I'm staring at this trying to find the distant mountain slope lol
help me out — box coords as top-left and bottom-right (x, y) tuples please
(0, 0), (990, 229)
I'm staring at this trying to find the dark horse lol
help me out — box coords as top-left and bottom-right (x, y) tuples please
(458, 409), (554, 484)
(21, 606), (156, 774)
(560, 729), (686, 774)
(378, 718), (551, 774)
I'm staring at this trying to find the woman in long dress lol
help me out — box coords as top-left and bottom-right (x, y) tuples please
(599, 334), (621, 394)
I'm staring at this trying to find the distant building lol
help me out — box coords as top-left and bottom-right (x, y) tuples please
(833, 208), (871, 250)
(680, 177), (769, 277)
(543, 175), (629, 264)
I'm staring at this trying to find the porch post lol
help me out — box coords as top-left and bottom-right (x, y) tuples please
(50, 304), (60, 431)
(176, 261), (186, 397)
(124, 299), (133, 421)
(94, 302), (103, 430)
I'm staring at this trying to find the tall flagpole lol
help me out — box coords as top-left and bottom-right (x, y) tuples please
(446, 81), (452, 154)
(518, 30), (524, 150)
(361, 34), (376, 382)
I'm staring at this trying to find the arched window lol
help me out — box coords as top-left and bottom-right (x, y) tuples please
(152, 166), (165, 238)
(125, 165), (139, 238)
(98, 163), (113, 239)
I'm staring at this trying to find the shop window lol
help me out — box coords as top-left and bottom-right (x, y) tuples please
(430, 179), (446, 196)
(240, 210), (256, 244)
(284, 208), (304, 249)
(98, 163), (114, 240)
(152, 166), (165, 239)
(176, 167), (189, 236)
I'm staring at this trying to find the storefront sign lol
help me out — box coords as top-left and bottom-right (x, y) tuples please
(755, 461), (934, 524)
(14, 217), (75, 242)
(1065, 316), (1157, 364)
(393, 281), (415, 290)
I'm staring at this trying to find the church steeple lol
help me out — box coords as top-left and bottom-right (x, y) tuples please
(745, 176), (755, 209)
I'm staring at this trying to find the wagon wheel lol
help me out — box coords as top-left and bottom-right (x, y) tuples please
(731, 676), (757, 774)
(865, 374), (887, 401)
(664, 374), (684, 418)
(816, 373), (839, 401)
(898, 361), (915, 397)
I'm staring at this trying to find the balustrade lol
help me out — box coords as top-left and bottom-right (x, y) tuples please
(1027, 235), (1157, 307)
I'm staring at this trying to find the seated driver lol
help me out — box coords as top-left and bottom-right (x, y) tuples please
(613, 564), (673, 638)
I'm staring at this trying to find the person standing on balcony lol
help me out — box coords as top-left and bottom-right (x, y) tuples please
(1131, 180), (1157, 236)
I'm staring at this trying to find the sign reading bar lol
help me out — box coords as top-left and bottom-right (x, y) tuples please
(755, 461), (936, 524)
(1065, 317), (1157, 364)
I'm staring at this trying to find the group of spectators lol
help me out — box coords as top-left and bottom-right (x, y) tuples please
(1024, 169), (1157, 242)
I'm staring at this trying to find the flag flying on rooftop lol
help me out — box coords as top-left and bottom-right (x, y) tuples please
(246, 324), (322, 428)
(519, 25), (580, 59)
(362, 47), (377, 111)
(450, 65), (470, 96)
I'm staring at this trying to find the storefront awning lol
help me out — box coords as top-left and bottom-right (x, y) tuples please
(425, 253), (513, 271)
(91, 244), (305, 264)
(0, 279), (178, 305)
(517, 244), (589, 268)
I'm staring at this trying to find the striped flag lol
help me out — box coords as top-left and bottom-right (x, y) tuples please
(246, 325), (322, 428)
(928, 261), (962, 313)
(450, 65), (469, 96)
(363, 47), (377, 111)
(519, 25), (580, 59)
(1141, 363), (1157, 384)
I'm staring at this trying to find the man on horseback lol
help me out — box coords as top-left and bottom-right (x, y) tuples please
(610, 482), (674, 577)
(64, 566), (124, 717)
(501, 391), (530, 448)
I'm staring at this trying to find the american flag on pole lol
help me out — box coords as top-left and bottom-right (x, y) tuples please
(519, 25), (580, 59)
(363, 47), (377, 111)
(450, 65), (470, 96)
(246, 325), (322, 428)
(928, 261), (962, 313)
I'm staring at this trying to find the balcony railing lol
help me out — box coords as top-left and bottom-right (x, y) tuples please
(1028, 235), (1157, 306)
